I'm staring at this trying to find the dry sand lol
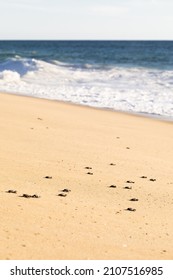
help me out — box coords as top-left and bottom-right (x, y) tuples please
(0, 92), (173, 260)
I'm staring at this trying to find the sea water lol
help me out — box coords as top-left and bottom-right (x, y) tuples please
(0, 40), (173, 119)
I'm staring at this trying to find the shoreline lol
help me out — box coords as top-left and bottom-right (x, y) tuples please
(1, 90), (173, 124)
(0, 91), (173, 260)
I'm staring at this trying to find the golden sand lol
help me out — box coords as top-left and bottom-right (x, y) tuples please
(0, 92), (173, 260)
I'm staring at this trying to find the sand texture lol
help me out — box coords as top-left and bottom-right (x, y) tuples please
(0, 92), (173, 260)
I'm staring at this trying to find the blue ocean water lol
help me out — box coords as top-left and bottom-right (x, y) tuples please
(0, 40), (173, 119)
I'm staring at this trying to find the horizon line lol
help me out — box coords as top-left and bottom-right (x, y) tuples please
(0, 39), (173, 41)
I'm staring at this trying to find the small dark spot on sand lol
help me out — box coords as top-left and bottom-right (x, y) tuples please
(87, 172), (93, 175)
(6, 190), (17, 194)
(61, 188), (71, 193)
(125, 207), (136, 212)
(85, 167), (92, 169)
(110, 163), (116, 166)
(126, 180), (135, 184)
(58, 193), (67, 197)
(141, 176), (147, 178)
(32, 194), (40, 198)
(126, 147), (130, 149)
(44, 176), (52, 179)
(129, 198), (139, 201)
(21, 194), (40, 198)
(149, 178), (156, 182)
(124, 186), (132, 190)
(109, 185), (117, 188)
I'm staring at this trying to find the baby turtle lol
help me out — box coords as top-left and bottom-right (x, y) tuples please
(129, 198), (139, 201)
(31, 194), (40, 198)
(22, 194), (31, 198)
(44, 176), (52, 179)
(85, 167), (92, 169)
(126, 180), (135, 184)
(124, 186), (132, 190)
(149, 178), (156, 182)
(126, 207), (136, 212)
(109, 163), (116, 166)
(61, 188), (71, 193)
(109, 185), (117, 188)
(87, 172), (93, 175)
(6, 190), (17, 194)
(141, 176), (147, 179)
(58, 193), (67, 197)
(21, 194), (40, 198)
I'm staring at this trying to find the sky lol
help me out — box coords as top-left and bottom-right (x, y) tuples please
(0, 0), (173, 40)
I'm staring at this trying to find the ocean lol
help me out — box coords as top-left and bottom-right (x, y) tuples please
(0, 40), (173, 119)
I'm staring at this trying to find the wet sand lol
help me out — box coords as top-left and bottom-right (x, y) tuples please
(0, 92), (173, 260)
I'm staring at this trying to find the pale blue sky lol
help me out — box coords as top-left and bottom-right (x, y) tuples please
(0, 0), (173, 40)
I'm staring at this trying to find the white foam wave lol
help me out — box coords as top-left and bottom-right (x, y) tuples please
(0, 70), (21, 82)
(0, 57), (38, 76)
(0, 58), (173, 118)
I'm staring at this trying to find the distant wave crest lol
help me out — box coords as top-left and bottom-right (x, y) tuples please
(0, 57), (38, 77)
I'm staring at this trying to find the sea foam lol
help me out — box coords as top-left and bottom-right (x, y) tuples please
(0, 57), (173, 119)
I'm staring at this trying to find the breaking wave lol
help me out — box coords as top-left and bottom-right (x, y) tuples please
(0, 57), (173, 118)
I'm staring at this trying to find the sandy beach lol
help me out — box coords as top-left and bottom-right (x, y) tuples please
(0, 92), (173, 260)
